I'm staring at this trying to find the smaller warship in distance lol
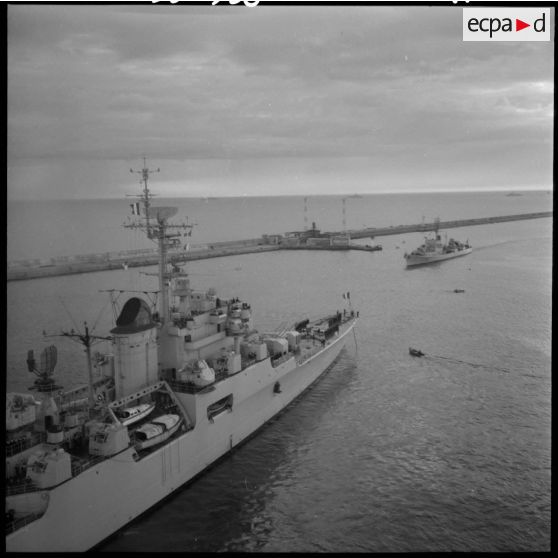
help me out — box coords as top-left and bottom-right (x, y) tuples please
(404, 218), (472, 267)
(6, 158), (358, 552)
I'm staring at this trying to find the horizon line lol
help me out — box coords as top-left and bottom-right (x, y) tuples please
(7, 187), (553, 202)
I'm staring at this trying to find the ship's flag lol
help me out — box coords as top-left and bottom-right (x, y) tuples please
(130, 202), (141, 215)
(346, 291), (350, 299)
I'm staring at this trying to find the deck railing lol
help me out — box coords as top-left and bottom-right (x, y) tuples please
(6, 432), (46, 458)
(5, 479), (39, 497)
(5, 512), (43, 535)
(70, 454), (107, 477)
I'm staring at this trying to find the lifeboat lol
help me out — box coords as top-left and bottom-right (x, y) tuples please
(134, 415), (182, 450)
(115, 403), (155, 427)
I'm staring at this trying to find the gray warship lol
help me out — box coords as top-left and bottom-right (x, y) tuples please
(5, 161), (358, 551)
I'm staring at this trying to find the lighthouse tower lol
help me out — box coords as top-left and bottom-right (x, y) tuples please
(110, 297), (159, 399)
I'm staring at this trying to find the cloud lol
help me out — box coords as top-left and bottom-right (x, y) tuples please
(7, 4), (554, 198)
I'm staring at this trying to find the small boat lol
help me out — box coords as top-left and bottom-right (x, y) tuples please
(207, 395), (233, 420)
(409, 348), (424, 357)
(453, 289), (465, 293)
(115, 403), (155, 427)
(134, 414), (182, 450)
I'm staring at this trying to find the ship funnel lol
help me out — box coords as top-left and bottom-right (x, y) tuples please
(110, 297), (158, 399)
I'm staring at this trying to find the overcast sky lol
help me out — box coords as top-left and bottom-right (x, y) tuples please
(7, 3), (554, 199)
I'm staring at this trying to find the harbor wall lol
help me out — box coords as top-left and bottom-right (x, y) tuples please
(6, 212), (552, 282)
(343, 211), (553, 239)
(7, 240), (278, 282)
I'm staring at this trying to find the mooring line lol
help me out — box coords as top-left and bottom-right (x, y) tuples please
(425, 353), (511, 374)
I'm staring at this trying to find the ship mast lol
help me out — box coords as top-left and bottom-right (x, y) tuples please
(43, 323), (111, 415)
(129, 156), (159, 240)
(124, 159), (194, 323)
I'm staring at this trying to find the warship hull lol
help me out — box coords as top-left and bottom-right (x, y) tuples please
(6, 319), (355, 552)
(405, 247), (472, 267)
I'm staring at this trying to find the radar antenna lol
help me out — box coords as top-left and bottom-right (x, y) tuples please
(27, 345), (63, 392)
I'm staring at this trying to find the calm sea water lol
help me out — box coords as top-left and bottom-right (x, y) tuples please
(6, 191), (552, 551)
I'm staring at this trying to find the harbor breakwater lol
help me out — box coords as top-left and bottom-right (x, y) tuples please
(344, 211), (553, 239)
(7, 240), (280, 282)
(7, 211), (552, 281)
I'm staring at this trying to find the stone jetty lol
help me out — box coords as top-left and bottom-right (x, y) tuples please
(7, 211), (551, 281)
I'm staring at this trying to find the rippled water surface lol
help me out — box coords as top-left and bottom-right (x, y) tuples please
(6, 191), (552, 552)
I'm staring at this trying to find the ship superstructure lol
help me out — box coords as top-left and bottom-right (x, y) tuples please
(5, 160), (358, 551)
(404, 218), (472, 267)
